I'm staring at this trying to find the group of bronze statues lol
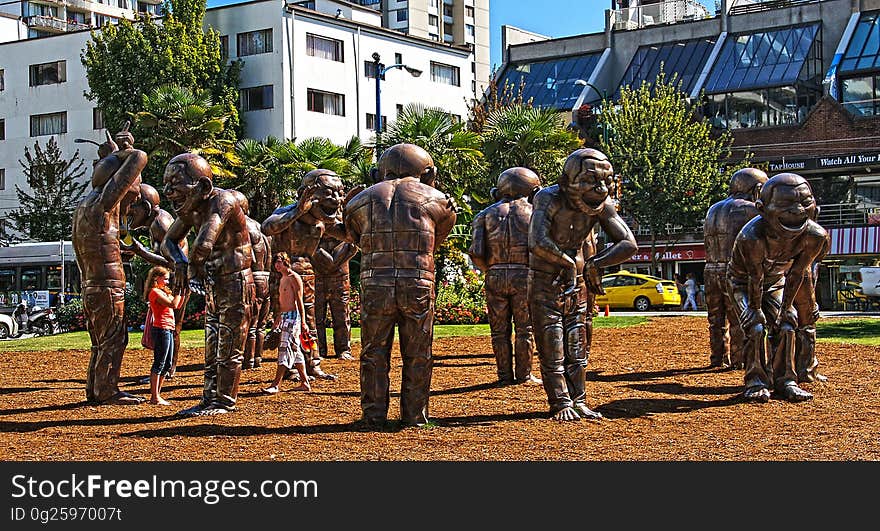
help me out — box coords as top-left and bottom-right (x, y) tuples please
(72, 123), (830, 426)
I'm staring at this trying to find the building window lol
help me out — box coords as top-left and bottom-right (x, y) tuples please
(466, 24), (475, 38)
(395, 53), (403, 65)
(307, 89), (345, 116)
(0, 119), (4, 140)
(429, 14), (438, 27)
(67, 10), (87, 25)
(29, 3), (58, 17)
(219, 35), (229, 60)
(396, 104), (404, 116)
(396, 9), (407, 22)
(443, 4), (453, 17)
(364, 60), (385, 79)
(30, 112), (67, 136)
(429, 33), (439, 41)
(93, 109), (104, 130)
(0, 69), (4, 91)
(365, 113), (387, 131)
(307, 34), (344, 62)
(240, 85), (274, 111)
(237, 29), (273, 57)
(430, 62), (460, 86)
(444, 23), (454, 37)
(0, 169), (4, 191)
(29, 61), (66, 86)
(466, 5), (474, 17)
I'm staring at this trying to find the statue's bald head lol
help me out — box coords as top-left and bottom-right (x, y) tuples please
(376, 144), (437, 186)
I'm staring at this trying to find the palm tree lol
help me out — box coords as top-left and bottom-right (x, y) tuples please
(274, 136), (373, 189)
(481, 104), (581, 186)
(134, 84), (239, 187)
(377, 104), (485, 202)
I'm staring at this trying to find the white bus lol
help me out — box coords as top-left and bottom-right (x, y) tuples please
(0, 241), (78, 310)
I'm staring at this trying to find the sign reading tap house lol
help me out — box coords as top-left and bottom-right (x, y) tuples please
(767, 151), (880, 173)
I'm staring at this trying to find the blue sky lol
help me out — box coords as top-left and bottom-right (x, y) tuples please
(206, 0), (718, 70)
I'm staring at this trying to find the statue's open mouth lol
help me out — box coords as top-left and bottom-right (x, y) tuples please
(779, 216), (808, 233)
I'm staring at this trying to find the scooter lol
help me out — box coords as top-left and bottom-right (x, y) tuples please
(11, 301), (58, 338)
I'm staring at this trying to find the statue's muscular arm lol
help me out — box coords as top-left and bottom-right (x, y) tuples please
(731, 236), (766, 328)
(262, 185), (318, 237)
(164, 216), (194, 295)
(779, 231), (830, 325)
(99, 149), (146, 212)
(529, 192), (574, 271)
(591, 202), (637, 269)
(467, 211), (488, 273)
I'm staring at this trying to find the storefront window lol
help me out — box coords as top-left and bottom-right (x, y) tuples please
(727, 90), (766, 128)
(841, 75), (878, 115)
(766, 86), (798, 126)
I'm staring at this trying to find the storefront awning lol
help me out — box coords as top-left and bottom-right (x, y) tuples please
(828, 226), (880, 255)
(629, 244), (705, 263)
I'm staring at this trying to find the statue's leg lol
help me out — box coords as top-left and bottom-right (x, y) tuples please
(168, 290), (190, 378)
(253, 289), (270, 367)
(213, 274), (250, 410)
(359, 282), (397, 425)
(725, 284), (745, 369)
(398, 278), (435, 427)
(84, 286), (134, 404)
(566, 280), (600, 420)
(510, 268), (537, 384)
(705, 269), (730, 367)
(486, 271), (514, 384)
(793, 283), (823, 383)
(301, 273), (333, 379)
(201, 293), (220, 409)
(330, 275), (353, 359)
(530, 273), (576, 420)
(765, 285), (811, 402)
(242, 298), (257, 370)
(315, 276), (330, 358)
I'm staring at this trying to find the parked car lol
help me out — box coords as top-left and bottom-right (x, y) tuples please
(0, 311), (18, 340)
(595, 271), (682, 311)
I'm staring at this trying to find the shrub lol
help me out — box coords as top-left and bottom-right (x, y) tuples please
(56, 297), (87, 332)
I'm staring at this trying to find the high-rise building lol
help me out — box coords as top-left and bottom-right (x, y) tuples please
(353, 0), (490, 95)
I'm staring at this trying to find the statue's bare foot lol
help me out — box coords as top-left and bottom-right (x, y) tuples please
(102, 392), (145, 405)
(356, 416), (387, 430)
(573, 403), (602, 420)
(552, 407), (581, 421)
(253, 358), (262, 368)
(312, 369), (338, 381)
(497, 378), (514, 387)
(517, 374), (543, 385)
(815, 373), (828, 382)
(338, 352), (355, 361)
(193, 404), (235, 416)
(744, 386), (771, 403)
(779, 383), (812, 403)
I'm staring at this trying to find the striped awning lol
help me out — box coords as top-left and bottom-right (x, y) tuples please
(827, 226), (880, 255)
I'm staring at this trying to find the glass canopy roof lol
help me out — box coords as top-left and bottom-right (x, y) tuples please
(496, 52), (603, 110)
(615, 37), (717, 98)
(703, 23), (821, 93)
(839, 11), (880, 74)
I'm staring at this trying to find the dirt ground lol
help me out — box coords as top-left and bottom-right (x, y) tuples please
(1, 316), (877, 461)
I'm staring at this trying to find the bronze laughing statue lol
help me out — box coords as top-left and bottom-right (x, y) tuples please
(528, 148), (637, 421)
(243, 216), (272, 370)
(468, 167), (542, 386)
(121, 182), (190, 379)
(728, 173), (830, 403)
(703, 168), (768, 369)
(162, 153), (254, 416)
(313, 226), (357, 361)
(261, 170), (348, 381)
(73, 124), (146, 405)
(344, 144), (457, 428)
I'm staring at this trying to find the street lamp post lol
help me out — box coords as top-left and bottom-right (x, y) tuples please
(372, 52), (422, 137)
(574, 79), (609, 145)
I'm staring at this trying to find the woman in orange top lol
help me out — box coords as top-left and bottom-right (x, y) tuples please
(143, 266), (184, 405)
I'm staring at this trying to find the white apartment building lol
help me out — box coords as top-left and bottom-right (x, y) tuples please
(348, 0), (489, 94)
(0, 0), (475, 227)
(0, 0), (161, 42)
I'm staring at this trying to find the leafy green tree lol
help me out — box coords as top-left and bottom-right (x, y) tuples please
(221, 136), (373, 222)
(134, 84), (239, 187)
(81, 0), (241, 172)
(377, 103), (485, 227)
(10, 137), (88, 242)
(481, 104), (582, 187)
(598, 72), (749, 273)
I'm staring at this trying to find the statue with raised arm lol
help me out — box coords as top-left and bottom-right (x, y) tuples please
(528, 148), (637, 421)
(703, 168), (768, 370)
(727, 173), (830, 403)
(161, 153), (253, 416)
(313, 224), (357, 361)
(243, 216), (272, 369)
(121, 182), (190, 378)
(72, 123), (147, 405)
(261, 169), (347, 380)
(344, 144), (457, 428)
(468, 167), (541, 386)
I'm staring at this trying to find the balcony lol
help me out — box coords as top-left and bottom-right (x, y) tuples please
(611, 0), (711, 31)
(727, 0), (822, 16)
(817, 202), (879, 227)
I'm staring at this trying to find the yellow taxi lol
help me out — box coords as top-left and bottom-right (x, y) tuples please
(595, 271), (682, 311)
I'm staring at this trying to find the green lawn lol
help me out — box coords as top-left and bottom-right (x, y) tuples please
(817, 318), (880, 346)
(0, 316), (648, 352)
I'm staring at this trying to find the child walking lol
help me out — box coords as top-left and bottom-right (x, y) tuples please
(263, 252), (311, 394)
(144, 266), (185, 405)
